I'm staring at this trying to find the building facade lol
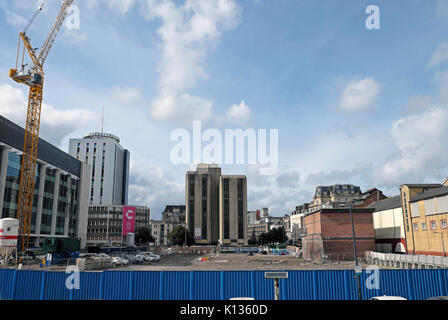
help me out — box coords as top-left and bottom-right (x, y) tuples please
(400, 183), (442, 254)
(69, 132), (130, 206)
(310, 184), (362, 210)
(367, 195), (406, 253)
(218, 175), (247, 245)
(302, 208), (376, 263)
(0, 115), (90, 248)
(185, 164), (221, 245)
(407, 186), (448, 256)
(185, 164), (247, 245)
(86, 204), (150, 246)
(162, 205), (186, 224)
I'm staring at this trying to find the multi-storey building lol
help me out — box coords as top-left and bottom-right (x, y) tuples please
(186, 164), (221, 245)
(0, 115), (90, 248)
(162, 205), (185, 224)
(86, 204), (150, 246)
(407, 186), (448, 256)
(399, 183), (442, 254)
(311, 184), (362, 209)
(219, 175), (247, 245)
(69, 132), (130, 206)
(148, 205), (186, 246)
(185, 164), (247, 245)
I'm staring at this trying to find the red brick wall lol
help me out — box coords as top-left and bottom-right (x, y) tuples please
(302, 209), (376, 263)
(321, 210), (375, 238)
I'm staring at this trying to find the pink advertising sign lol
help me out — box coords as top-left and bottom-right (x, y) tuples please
(122, 206), (136, 236)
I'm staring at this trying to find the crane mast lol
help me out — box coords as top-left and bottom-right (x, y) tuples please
(9, 0), (76, 252)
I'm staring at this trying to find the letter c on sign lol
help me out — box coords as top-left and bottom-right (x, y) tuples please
(126, 209), (134, 220)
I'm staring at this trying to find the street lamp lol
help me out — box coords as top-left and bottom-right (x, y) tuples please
(348, 202), (362, 300)
(433, 231), (446, 257)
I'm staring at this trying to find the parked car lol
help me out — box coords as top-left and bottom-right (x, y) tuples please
(111, 256), (122, 267)
(136, 253), (154, 263)
(139, 251), (160, 261)
(370, 296), (407, 300)
(121, 254), (138, 264)
(426, 296), (448, 300)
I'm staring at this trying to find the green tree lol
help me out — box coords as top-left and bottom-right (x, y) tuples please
(168, 226), (194, 246)
(135, 228), (154, 245)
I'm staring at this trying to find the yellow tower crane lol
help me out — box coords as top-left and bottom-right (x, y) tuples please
(9, 0), (76, 252)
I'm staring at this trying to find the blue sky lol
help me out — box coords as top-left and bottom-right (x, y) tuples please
(1, 0), (448, 219)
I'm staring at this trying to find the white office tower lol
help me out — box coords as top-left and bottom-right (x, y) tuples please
(69, 132), (130, 206)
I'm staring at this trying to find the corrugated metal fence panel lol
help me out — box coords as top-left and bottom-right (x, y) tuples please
(102, 271), (132, 300)
(191, 271), (220, 300)
(14, 270), (42, 300)
(1, 269), (448, 300)
(253, 271), (276, 300)
(283, 270), (312, 300)
(222, 271), (252, 300)
(43, 271), (71, 300)
(314, 270), (352, 300)
(132, 271), (160, 300)
(0, 269), (15, 300)
(72, 272), (101, 300)
(160, 271), (190, 300)
(407, 269), (447, 300)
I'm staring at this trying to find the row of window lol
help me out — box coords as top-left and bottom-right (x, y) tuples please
(413, 220), (447, 231)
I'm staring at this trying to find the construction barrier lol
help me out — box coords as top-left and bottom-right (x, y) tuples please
(0, 269), (447, 300)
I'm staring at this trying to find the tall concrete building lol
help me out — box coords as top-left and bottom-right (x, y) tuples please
(69, 132), (130, 206)
(185, 164), (247, 245)
(0, 115), (90, 248)
(186, 164), (221, 245)
(219, 175), (247, 245)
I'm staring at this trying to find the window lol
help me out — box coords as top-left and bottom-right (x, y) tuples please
(413, 223), (418, 231)
(430, 221), (436, 230)
(422, 222), (427, 230)
(442, 220), (447, 229)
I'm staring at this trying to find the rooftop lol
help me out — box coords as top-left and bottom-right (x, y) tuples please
(367, 195), (402, 211)
(410, 186), (448, 203)
(83, 132), (120, 143)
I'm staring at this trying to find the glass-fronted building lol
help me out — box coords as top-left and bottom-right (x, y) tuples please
(0, 115), (90, 248)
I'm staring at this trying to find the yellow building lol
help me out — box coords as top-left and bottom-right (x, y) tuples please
(401, 185), (448, 256)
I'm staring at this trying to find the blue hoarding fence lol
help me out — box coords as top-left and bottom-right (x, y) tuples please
(0, 269), (447, 300)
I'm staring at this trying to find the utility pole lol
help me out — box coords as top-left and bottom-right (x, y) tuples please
(349, 202), (362, 300)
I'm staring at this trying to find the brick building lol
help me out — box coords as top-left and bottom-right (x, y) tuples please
(302, 208), (375, 263)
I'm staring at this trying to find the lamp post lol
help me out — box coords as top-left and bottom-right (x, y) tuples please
(349, 202), (362, 300)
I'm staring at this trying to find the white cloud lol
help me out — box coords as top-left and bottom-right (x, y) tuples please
(142, 0), (241, 124)
(375, 106), (448, 186)
(339, 77), (381, 112)
(87, 0), (136, 14)
(0, 83), (97, 145)
(427, 42), (448, 69)
(128, 160), (184, 219)
(112, 86), (143, 104)
(276, 170), (300, 188)
(226, 100), (251, 126)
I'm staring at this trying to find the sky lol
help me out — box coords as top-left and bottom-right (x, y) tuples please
(1, 0), (448, 219)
